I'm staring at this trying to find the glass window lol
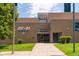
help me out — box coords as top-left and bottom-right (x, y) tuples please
(40, 29), (48, 32)
(75, 22), (79, 31)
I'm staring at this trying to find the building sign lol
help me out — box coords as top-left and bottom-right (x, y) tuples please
(17, 26), (31, 32)
(75, 22), (79, 31)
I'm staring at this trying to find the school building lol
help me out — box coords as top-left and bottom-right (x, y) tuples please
(15, 12), (79, 43)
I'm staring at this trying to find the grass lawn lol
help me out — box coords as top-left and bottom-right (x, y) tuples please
(55, 43), (79, 56)
(0, 43), (35, 52)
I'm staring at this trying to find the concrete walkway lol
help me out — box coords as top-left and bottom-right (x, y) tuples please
(0, 43), (65, 56)
(0, 51), (31, 56)
(31, 43), (65, 56)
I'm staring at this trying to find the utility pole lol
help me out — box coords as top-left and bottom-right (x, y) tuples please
(72, 3), (75, 53)
(12, 3), (17, 54)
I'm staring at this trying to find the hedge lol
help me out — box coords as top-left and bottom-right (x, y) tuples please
(59, 36), (72, 44)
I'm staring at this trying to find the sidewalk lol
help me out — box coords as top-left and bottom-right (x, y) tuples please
(0, 51), (31, 56)
(31, 43), (65, 56)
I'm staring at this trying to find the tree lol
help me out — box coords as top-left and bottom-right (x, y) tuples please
(0, 3), (18, 40)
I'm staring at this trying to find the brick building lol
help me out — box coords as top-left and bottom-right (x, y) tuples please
(15, 13), (79, 43)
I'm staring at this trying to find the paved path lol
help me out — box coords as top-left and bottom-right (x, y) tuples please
(0, 43), (65, 56)
(0, 51), (31, 56)
(31, 43), (65, 56)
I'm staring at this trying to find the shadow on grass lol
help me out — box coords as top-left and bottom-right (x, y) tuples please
(0, 45), (8, 49)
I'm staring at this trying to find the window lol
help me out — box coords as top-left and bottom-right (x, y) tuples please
(40, 29), (48, 32)
(38, 15), (47, 20)
(38, 14), (48, 23)
(75, 22), (79, 31)
(64, 3), (71, 12)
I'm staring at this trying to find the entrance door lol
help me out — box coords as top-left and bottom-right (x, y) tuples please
(44, 34), (50, 43)
(53, 32), (62, 43)
(37, 34), (50, 43)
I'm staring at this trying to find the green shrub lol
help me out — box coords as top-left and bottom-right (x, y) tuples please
(17, 39), (23, 44)
(59, 36), (72, 44)
(66, 36), (72, 43)
(59, 36), (66, 44)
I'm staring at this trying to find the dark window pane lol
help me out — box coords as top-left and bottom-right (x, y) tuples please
(64, 3), (71, 12)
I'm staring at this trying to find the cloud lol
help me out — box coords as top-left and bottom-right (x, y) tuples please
(18, 2), (58, 18)
(29, 3), (58, 17)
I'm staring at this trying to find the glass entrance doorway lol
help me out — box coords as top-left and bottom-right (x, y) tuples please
(53, 32), (62, 43)
(37, 34), (50, 43)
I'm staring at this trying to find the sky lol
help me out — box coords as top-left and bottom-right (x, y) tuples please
(17, 3), (79, 18)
